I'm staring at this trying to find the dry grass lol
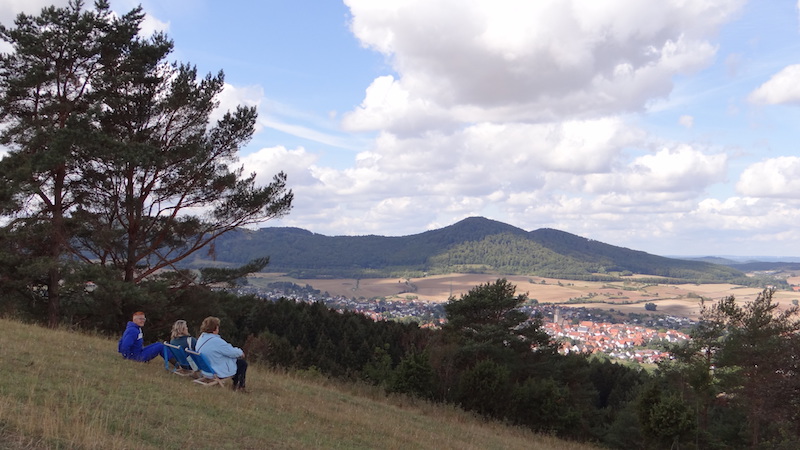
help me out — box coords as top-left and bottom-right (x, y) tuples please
(0, 318), (600, 450)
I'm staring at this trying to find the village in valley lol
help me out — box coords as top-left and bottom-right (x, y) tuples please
(223, 270), (800, 365)
(542, 315), (690, 364)
(230, 279), (697, 365)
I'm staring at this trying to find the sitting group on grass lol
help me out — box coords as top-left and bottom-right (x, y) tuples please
(117, 312), (247, 392)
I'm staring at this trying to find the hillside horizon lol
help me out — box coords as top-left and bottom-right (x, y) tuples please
(187, 217), (784, 285)
(260, 218), (799, 262)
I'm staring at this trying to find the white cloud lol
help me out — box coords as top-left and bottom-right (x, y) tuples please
(466, 117), (642, 174)
(626, 145), (727, 192)
(0, 0), (70, 53)
(344, 0), (743, 134)
(239, 145), (319, 187)
(694, 197), (800, 236)
(570, 144), (726, 199)
(0, 0), (69, 25)
(679, 115), (694, 128)
(737, 156), (800, 198)
(269, 110), (739, 249)
(0, 1), (170, 52)
(212, 83), (262, 124)
(139, 14), (169, 37)
(341, 75), (457, 135)
(336, 117), (642, 207)
(748, 64), (800, 105)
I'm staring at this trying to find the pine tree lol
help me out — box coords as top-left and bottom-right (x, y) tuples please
(0, 0), (149, 326)
(0, 1), (292, 326)
(444, 278), (552, 356)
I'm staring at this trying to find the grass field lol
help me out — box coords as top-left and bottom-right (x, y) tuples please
(250, 273), (800, 320)
(0, 318), (600, 450)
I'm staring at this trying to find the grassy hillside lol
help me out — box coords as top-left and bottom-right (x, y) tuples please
(0, 319), (598, 450)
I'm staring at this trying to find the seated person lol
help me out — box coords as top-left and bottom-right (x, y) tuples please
(169, 319), (197, 371)
(195, 316), (248, 391)
(118, 311), (164, 362)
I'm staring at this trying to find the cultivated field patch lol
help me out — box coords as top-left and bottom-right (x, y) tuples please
(250, 273), (800, 320)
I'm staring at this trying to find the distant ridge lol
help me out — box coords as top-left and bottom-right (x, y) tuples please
(196, 216), (749, 282)
(682, 256), (800, 272)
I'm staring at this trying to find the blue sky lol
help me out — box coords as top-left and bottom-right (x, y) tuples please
(3, 1), (800, 258)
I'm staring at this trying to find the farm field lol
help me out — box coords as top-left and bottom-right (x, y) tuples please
(249, 273), (800, 321)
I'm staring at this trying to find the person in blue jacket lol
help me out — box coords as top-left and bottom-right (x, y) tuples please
(118, 311), (164, 362)
(195, 316), (248, 391)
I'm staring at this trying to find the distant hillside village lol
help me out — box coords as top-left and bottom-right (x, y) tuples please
(545, 316), (690, 364)
(226, 282), (693, 364)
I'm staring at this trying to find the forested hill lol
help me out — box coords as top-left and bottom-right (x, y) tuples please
(196, 216), (746, 282)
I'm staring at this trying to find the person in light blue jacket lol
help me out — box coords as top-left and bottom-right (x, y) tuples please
(195, 316), (248, 391)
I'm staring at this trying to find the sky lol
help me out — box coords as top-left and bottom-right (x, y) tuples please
(2, 1), (800, 258)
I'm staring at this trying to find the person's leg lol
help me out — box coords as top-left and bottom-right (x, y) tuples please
(233, 359), (248, 389)
(136, 342), (165, 362)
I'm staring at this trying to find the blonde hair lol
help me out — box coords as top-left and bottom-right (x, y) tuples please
(200, 316), (220, 334)
(170, 320), (190, 340)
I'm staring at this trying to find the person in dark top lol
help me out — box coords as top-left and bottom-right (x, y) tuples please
(168, 319), (196, 371)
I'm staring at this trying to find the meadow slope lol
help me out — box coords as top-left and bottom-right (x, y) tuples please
(0, 319), (599, 450)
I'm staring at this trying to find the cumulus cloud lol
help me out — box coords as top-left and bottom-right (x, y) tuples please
(268, 109), (738, 249)
(329, 0), (754, 250)
(748, 64), (800, 105)
(239, 145), (319, 186)
(0, 0), (70, 53)
(0, 0), (68, 25)
(344, 0), (743, 134)
(342, 75), (458, 135)
(625, 145), (727, 192)
(212, 83), (263, 124)
(737, 156), (800, 198)
(139, 13), (170, 37)
(571, 144), (728, 222)
(338, 117), (641, 205)
(0, 1), (170, 52)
